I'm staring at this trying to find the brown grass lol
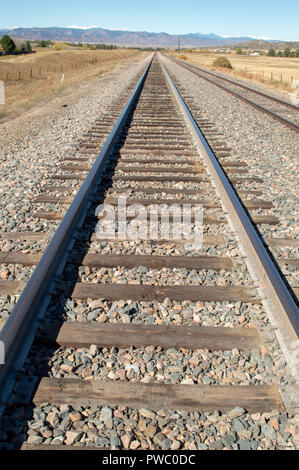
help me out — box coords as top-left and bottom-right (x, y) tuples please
(170, 51), (299, 95)
(0, 49), (143, 120)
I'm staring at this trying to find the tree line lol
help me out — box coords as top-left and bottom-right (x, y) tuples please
(267, 47), (299, 57)
(235, 47), (299, 57)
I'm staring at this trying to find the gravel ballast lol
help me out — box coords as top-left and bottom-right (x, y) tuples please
(0, 54), (298, 450)
(0, 54), (150, 237)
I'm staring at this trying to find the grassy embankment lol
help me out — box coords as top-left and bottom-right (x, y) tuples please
(0, 48), (143, 120)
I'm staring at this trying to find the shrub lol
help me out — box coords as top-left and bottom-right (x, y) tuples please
(179, 54), (187, 60)
(212, 56), (233, 69)
(54, 41), (67, 51)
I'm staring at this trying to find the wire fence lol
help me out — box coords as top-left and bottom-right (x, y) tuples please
(237, 69), (296, 89)
(0, 57), (100, 83)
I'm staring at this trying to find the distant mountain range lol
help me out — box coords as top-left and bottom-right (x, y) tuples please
(0, 27), (260, 47)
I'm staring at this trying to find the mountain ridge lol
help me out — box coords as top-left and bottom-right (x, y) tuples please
(0, 26), (258, 47)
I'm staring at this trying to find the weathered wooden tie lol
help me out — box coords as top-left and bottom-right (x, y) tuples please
(33, 379), (284, 413)
(37, 322), (261, 351)
(72, 283), (259, 303)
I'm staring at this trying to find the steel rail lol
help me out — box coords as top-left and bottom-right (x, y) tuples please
(161, 61), (299, 385)
(167, 56), (299, 133)
(0, 56), (153, 418)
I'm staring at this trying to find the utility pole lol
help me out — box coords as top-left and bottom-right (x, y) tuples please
(177, 35), (180, 52)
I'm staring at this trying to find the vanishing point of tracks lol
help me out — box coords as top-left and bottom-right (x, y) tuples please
(0, 54), (298, 450)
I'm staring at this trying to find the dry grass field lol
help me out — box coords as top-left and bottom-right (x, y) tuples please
(170, 51), (299, 95)
(0, 48), (142, 120)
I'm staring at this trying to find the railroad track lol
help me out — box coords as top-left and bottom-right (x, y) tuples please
(167, 55), (299, 132)
(0, 54), (298, 450)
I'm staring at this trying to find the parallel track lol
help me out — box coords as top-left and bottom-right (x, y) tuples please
(167, 56), (299, 132)
(0, 54), (298, 450)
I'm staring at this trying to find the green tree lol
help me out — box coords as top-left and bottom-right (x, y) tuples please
(0, 34), (16, 52)
(267, 48), (276, 56)
(37, 39), (52, 48)
(277, 50), (283, 57)
(284, 47), (291, 57)
(236, 48), (242, 55)
(296, 49), (299, 58)
(19, 41), (31, 52)
(37, 40), (48, 47)
(25, 41), (32, 52)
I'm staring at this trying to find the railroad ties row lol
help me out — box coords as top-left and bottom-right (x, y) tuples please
(0, 56), (297, 450)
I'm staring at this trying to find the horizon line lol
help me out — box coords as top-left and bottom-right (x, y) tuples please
(0, 25), (297, 42)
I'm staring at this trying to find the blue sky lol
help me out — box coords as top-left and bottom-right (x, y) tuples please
(0, 0), (298, 41)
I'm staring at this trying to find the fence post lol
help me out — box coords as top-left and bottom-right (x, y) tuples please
(0, 80), (5, 105)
